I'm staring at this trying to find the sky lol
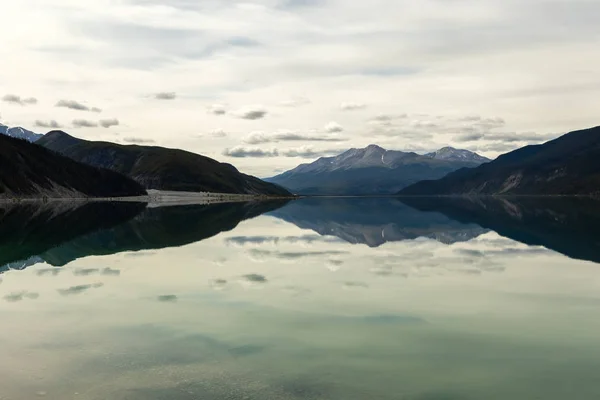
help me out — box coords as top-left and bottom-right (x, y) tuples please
(1, 0), (599, 177)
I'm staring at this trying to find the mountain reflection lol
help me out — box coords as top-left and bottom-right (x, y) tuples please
(399, 196), (600, 264)
(3, 196), (600, 273)
(0, 200), (289, 272)
(0, 202), (145, 270)
(268, 197), (489, 247)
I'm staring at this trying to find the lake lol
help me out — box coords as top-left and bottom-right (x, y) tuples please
(1, 197), (600, 399)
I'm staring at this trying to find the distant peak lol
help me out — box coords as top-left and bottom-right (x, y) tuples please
(366, 144), (385, 151)
(426, 146), (490, 163)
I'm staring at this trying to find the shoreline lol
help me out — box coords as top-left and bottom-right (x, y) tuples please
(0, 190), (294, 207)
(1, 192), (597, 206)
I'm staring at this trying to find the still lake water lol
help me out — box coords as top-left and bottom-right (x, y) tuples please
(1, 197), (600, 399)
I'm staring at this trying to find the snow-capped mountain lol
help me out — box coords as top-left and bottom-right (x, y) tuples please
(0, 123), (44, 142)
(284, 145), (425, 175)
(426, 146), (491, 164)
(266, 145), (489, 195)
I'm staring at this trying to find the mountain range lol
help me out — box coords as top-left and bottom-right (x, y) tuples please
(4, 196), (600, 271)
(2, 122), (599, 199)
(400, 126), (600, 196)
(266, 145), (490, 195)
(36, 130), (290, 196)
(0, 134), (146, 198)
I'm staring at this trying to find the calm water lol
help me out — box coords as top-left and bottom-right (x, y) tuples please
(2, 197), (600, 399)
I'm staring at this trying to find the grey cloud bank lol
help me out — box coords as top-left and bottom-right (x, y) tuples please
(223, 146), (342, 158)
(243, 130), (346, 144)
(1, 0), (598, 176)
(72, 119), (98, 128)
(3, 94), (37, 105)
(100, 118), (119, 128)
(236, 107), (268, 120)
(56, 100), (102, 112)
(154, 92), (176, 100)
(35, 120), (62, 129)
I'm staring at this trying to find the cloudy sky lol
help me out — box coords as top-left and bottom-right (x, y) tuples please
(1, 0), (599, 177)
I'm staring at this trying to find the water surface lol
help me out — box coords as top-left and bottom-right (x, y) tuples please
(1, 197), (600, 399)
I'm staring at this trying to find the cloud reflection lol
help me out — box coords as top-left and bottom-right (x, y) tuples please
(58, 283), (104, 296)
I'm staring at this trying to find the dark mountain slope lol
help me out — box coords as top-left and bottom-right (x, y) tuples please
(37, 131), (290, 196)
(399, 126), (600, 195)
(265, 145), (488, 195)
(0, 135), (146, 198)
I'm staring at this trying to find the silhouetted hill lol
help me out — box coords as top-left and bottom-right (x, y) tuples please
(399, 126), (600, 195)
(37, 131), (291, 196)
(0, 134), (147, 198)
(266, 145), (488, 195)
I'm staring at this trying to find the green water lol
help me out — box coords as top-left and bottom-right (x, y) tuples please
(1, 198), (600, 399)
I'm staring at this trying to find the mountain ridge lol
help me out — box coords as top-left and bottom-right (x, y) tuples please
(399, 126), (600, 196)
(0, 123), (43, 142)
(426, 146), (491, 163)
(37, 131), (291, 196)
(0, 134), (147, 198)
(266, 145), (489, 195)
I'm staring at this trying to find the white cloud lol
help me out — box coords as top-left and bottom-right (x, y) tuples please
(222, 145), (343, 158)
(324, 122), (343, 133)
(208, 104), (227, 115)
(280, 97), (311, 107)
(223, 146), (279, 158)
(210, 128), (227, 137)
(282, 146), (342, 158)
(243, 129), (346, 144)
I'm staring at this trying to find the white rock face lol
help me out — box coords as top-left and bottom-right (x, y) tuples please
(281, 145), (489, 177)
(0, 124), (43, 142)
(426, 146), (491, 163)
